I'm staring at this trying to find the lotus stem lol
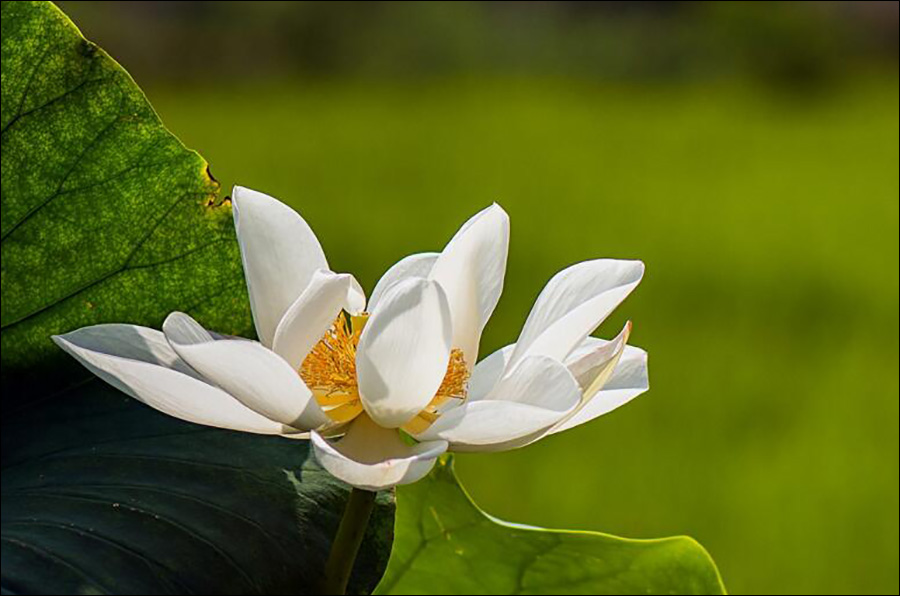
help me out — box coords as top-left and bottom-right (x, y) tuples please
(321, 487), (377, 594)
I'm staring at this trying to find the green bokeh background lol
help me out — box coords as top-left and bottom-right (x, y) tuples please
(57, 2), (899, 594)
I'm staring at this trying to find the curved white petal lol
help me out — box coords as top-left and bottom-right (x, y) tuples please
(163, 312), (329, 430)
(311, 415), (448, 491)
(346, 276), (367, 315)
(565, 322), (632, 401)
(272, 270), (362, 369)
(510, 259), (643, 366)
(429, 204), (509, 366)
(414, 401), (566, 452)
(467, 343), (514, 401)
(53, 326), (291, 435)
(356, 278), (452, 428)
(232, 186), (329, 348)
(488, 354), (582, 408)
(368, 252), (438, 313)
(551, 341), (649, 434)
(58, 324), (200, 377)
(415, 355), (580, 451)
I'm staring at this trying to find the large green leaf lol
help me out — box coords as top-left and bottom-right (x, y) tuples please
(376, 457), (726, 595)
(0, 2), (394, 593)
(1, 0), (252, 412)
(1, 382), (394, 595)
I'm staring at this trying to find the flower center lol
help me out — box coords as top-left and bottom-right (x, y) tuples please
(299, 312), (468, 432)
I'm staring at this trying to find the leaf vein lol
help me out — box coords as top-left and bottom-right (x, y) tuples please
(0, 535), (110, 595)
(2, 520), (193, 594)
(3, 491), (263, 594)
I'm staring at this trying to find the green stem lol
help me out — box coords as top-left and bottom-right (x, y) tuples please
(321, 487), (377, 595)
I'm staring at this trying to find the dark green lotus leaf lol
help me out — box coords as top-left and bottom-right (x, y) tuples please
(1, 382), (394, 595)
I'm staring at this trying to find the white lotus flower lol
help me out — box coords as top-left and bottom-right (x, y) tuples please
(54, 187), (648, 491)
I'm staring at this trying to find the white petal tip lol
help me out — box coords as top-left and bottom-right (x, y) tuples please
(231, 185), (253, 201)
(482, 203), (510, 227)
(163, 311), (214, 346)
(230, 185), (249, 209)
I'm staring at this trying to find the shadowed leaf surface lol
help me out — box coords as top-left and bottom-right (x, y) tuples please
(1, 383), (394, 595)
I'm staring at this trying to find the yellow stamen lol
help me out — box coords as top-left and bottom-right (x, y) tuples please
(299, 312), (469, 430)
(300, 313), (364, 422)
(400, 349), (469, 435)
(350, 313), (370, 334)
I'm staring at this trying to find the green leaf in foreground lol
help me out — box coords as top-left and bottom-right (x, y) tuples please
(376, 457), (726, 595)
(1, 0), (252, 411)
(1, 382), (394, 595)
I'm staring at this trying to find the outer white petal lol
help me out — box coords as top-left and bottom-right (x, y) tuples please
(466, 343), (514, 401)
(368, 252), (438, 313)
(551, 340), (649, 434)
(429, 204), (510, 366)
(509, 259), (643, 366)
(467, 325), (643, 450)
(565, 325), (633, 392)
(356, 278), (452, 428)
(272, 270), (362, 369)
(58, 324), (200, 377)
(415, 355), (580, 451)
(565, 322), (632, 401)
(414, 401), (564, 452)
(53, 325), (291, 435)
(232, 186), (329, 348)
(311, 415), (448, 491)
(163, 312), (329, 430)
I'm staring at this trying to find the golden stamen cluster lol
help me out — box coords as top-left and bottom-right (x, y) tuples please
(300, 314), (364, 424)
(299, 313), (469, 431)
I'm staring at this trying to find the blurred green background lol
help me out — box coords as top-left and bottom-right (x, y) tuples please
(58, 2), (899, 594)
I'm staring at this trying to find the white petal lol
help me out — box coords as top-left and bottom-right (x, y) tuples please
(510, 259), (643, 366)
(346, 276), (367, 315)
(565, 322), (632, 401)
(53, 326), (290, 435)
(232, 186), (328, 348)
(368, 252), (438, 313)
(414, 401), (565, 452)
(488, 354), (582, 409)
(272, 270), (361, 369)
(163, 312), (329, 430)
(57, 324), (200, 377)
(311, 415), (447, 491)
(551, 341), (649, 434)
(429, 204), (509, 366)
(466, 343), (514, 401)
(415, 355), (580, 450)
(356, 278), (452, 428)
